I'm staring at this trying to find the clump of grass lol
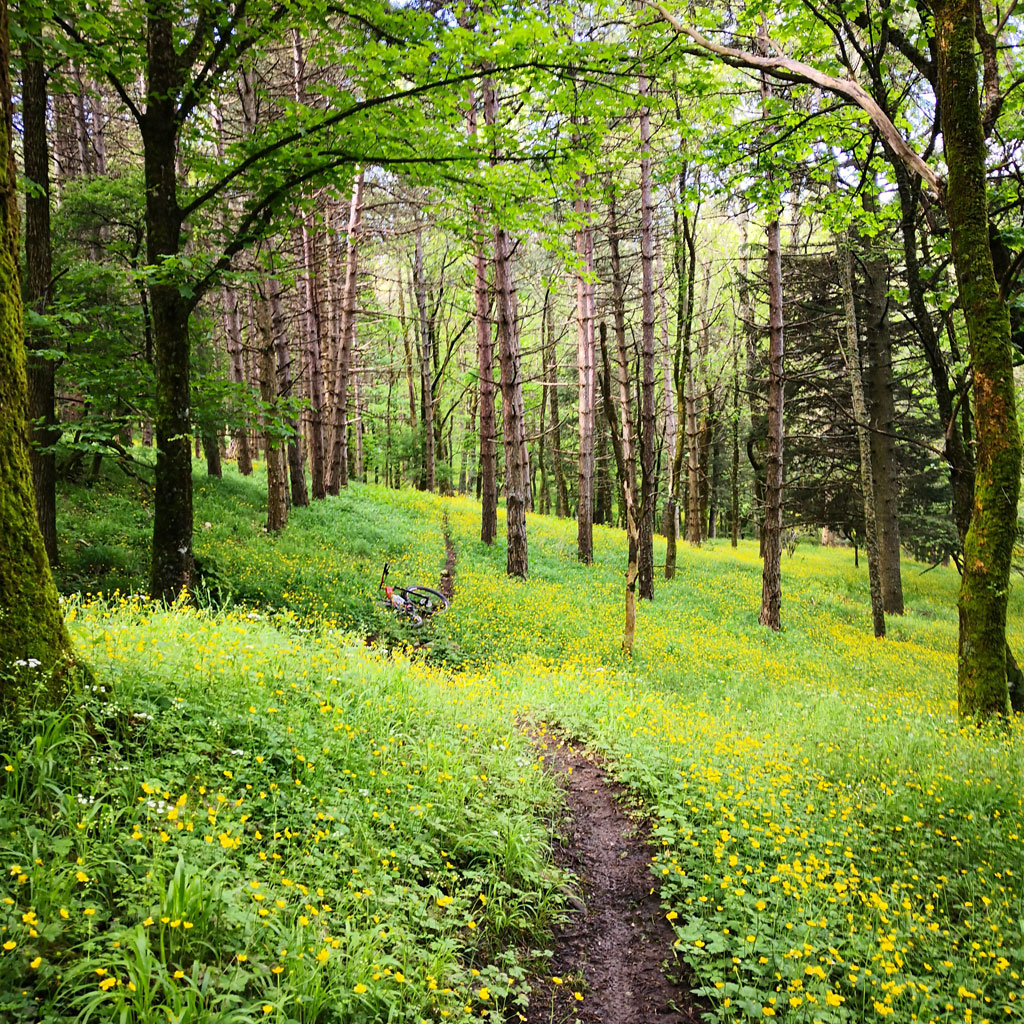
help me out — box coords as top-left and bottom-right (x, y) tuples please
(0, 596), (564, 1023)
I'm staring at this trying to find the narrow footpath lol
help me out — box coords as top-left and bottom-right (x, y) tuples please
(440, 522), (699, 1023)
(524, 731), (702, 1024)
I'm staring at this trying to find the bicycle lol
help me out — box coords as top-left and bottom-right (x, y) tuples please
(378, 562), (450, 627)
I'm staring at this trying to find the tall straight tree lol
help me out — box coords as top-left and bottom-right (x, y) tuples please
(326, 169), (364, 494)
(1, 0), (75, 709)
(483, 79), (528, 576)
(840, 238), (885, 638)
(757, 67), (784, 632)
(575, 177), (596, 563)
(468, 84), (498, 543)
(19, 6), (59, 564)
(637, 70), (657, 601)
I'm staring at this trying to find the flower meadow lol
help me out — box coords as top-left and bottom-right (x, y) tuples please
(3, 464), (1023, 1023)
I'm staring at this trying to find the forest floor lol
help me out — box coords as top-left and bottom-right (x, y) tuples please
(12, 467), (1021, 1024)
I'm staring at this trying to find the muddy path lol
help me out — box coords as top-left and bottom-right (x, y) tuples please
(524, 731), (702, 1024)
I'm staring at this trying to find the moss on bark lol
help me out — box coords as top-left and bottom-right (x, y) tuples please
(0, 3), (75, 712)
(932, 0), (1023, 716)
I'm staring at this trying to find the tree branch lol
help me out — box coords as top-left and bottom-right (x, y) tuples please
(645, 2), (944, 196)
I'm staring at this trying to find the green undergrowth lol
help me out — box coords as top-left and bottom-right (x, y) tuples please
(1, 598), (564, 1022)
(21, 461), (1024, 1022)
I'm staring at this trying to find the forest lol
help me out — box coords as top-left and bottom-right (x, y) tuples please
(1, 0), (1023, 1022)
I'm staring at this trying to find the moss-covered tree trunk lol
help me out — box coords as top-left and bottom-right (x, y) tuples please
(0, 0), (74, 709)
(933, 0), (1023, 716)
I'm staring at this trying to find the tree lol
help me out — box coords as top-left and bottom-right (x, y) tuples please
(19, 5), (59, 564)
(1, 0), (75, 710)
(651, 0), (1021, 707)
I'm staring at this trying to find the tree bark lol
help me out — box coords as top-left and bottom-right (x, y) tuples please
(20, 16), (59, 564)
(575, 180), (596, 563)
(268, 275), (308, 508)
(758, 123), (785, 632)
(0, 1), (75, 710)
(466, 86), (498, 541)
(731, 332), (740, 547)
(493, 221), (528, 577)
(143, 14), (194, 601)
(840, 240), (885, 638)
(638, 73), (657, 601)
(222, 284), (253, 475)
(546, 288), (570, 517)
(598, 322), (639, 654)
(413, 227), (435, 492)
(326, 169), (363, 493)
(255, 289), (288, 533)
(858, 195), (904, 614)
(933, 0), (1022, 716)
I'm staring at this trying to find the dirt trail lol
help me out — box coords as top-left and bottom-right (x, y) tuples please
(525, 732), (701, 1024)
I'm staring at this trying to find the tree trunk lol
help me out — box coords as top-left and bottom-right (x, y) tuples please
(255, 290), (288, 533)
(638, 75), (657, 601)
(398, 266), (417, 428)
(858, 195), (903, 614)
(933, 0), (1022, 716)
(493, 220), (528, 577)
(268, 275), (308, 508)
(758, 202), (785, 631)
(413, 228), (435, 492)
(657, 231), (677, 539)
(731, 332), (740, 547)
(476, 241), (498, 541)
(0, 2), (75, 709)
(143, 16), (194, 601)
(290, 31), (326, 499)
(546, 288), (570, 517)
(575, 181), (596, 563)
(840, 240), (885, 638)
(297, 211), (326, 499)
(465, 86), (498, 540)
(21, 18), (59, 564)
(222, 284), (253, 475)
(326, 169), (363, 494)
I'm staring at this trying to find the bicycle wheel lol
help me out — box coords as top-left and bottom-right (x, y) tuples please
(398, 586), (450, 616)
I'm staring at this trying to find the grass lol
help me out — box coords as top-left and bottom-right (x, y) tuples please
(5, 458), (1023, 1022)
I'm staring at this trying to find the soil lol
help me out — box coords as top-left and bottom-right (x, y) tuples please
(523, 731), (703, 1024)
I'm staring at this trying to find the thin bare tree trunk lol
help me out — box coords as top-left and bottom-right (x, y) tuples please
(731, 332), (740, 547)
(466, 85), (498, 542)
(858, 196), (904, 614)
(840, 239), (885, 637)
(291, 34), (326, 500)
(638, 73), (657, 600)
(256, 289), (288, 532)
(398, 266), (417, 427)
(326, 169), (363, 493)
(657, 230), (676, 539)
(545, 291), (569, 517)
(482, 79), (528, 575)
(758, 195), (784, 629)
(413, 227), (435, 492)
(576, 182), (596, 563)
(268, 275), (308, 508)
